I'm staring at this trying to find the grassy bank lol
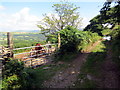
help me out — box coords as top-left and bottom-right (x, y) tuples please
(73, 41), (107, 88)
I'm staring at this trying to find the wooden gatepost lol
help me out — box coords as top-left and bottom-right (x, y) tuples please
(0, 32), (13, 82)
(7, 32), (13, 58)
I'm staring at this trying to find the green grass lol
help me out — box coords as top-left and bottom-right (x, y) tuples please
(111, 40), (120, 67)
(81, 41), (106, 75)
(24, 63), (69, 88)
(91, 42), (106, 52)
(72, 73), (97, 88)
(81, 52), (106, 76)
(2, 58), (69, 89)
(74, 79), (97, 88)
(74, 41), (106, 88)
(0, 79), (1, 90)
(54, 52), (79, 62)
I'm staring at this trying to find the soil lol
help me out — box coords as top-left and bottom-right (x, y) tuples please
(44, 53), (89, 88)
(14, 40), (120, 88)
(43, 40), (101, 88)
(98, 45), (120, 88)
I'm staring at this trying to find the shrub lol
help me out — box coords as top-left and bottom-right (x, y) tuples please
(59, 26), (80, 54)
(77, 31), (101, 52)
(2, 59), (29, 89)
(54, 26), (101, 61)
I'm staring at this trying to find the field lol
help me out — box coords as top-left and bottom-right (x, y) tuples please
(0, 32), (46, 48)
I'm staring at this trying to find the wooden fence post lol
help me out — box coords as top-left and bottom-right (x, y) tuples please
(58, 33), (61, 49)
(48, 41), (51, 55)
(7, 32), (13, 57)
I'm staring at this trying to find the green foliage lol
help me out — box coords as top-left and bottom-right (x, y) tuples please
(52, 26), (80, 62)
(46, 34), (58, 43)
(2, 75), (21, 89)
(13, 33), (46, 48)
(0, 32), (46, 49)
(54, 26), (101, 62)
(2, 58), (69, 89)
(3, 59), (24, 78)
(59, 26), (101, 53)
(84, 15), (104, 35)
(81, 41), (106, 75)
(91, 42), (106, 52)
(84, 2), (120, 36)
(77, 31), (101, 52)
(100, 1), (120, 25)
(113, 25), (120, 30)
(59, 26), (80, 53)
(0, 32), (46, 54)
(73, 73), (97, 88)
(110, 25), (120, 38)
(2, 59), (27, 89)
(37, 1), (82, 36)
(101, 29), (112, 36)
(24, 64), (68, 88)
(74, 79), (97, 88)
(2, 59), (45, 89)
(110, 29), (120, 66)
(54, 52), (79, 62)
(73, 41), (106, 88)
(82, 52), (106, 75)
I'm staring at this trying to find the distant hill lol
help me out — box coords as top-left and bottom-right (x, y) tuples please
(0, 32), (46, 48)
(13, 30), (40, 33)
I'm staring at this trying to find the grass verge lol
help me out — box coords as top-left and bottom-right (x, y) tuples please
(73, 41), (106, 88)
(54, 52), (79, 62)
(24, 63), (69, 88)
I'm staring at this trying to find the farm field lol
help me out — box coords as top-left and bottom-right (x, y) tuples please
(0, 32), (46, 48)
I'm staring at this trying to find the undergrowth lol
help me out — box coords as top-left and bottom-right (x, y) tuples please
(74, 41), (106, 88)
(2, 59), (68, 89)
(54, 52), (79, 62)
(81, 41), (106, 76)
(23, 63), (68, 88)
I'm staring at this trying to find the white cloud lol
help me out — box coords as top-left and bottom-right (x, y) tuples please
(0, 5), (6, 10)
(0, 8), (91, 32)
(81, 17), (90, 29)
(0, 7), (41, 32)
(1, 0), (106, 2)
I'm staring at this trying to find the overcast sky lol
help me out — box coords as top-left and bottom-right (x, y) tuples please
(0, 0), (105, 32)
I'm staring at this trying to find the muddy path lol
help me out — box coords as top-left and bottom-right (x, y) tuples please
(44, 53), (88, 88)
(43, 40), (101, 88)
(99, 45), (120, 88)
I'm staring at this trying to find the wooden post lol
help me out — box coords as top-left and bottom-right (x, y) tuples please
(7, 32), (13, 49)
(58, 33), (61, 48)
(31, 59), (32, 67)
(48, 41), (51, 55)
(7, 32), (13, 57)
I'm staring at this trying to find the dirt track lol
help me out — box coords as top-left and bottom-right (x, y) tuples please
(44, 53), (88, 88)
(44, 40), (101, 88)
(99, 46), (120, 88)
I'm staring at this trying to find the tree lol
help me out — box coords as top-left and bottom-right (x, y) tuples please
(100, 0), (120, 26)
(56, 26), (101, 56)
(37, 1), (82, 36)
(84, 0), (120, 35)
(84, 15), (104, 35)
(59, 26), (80, 53)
